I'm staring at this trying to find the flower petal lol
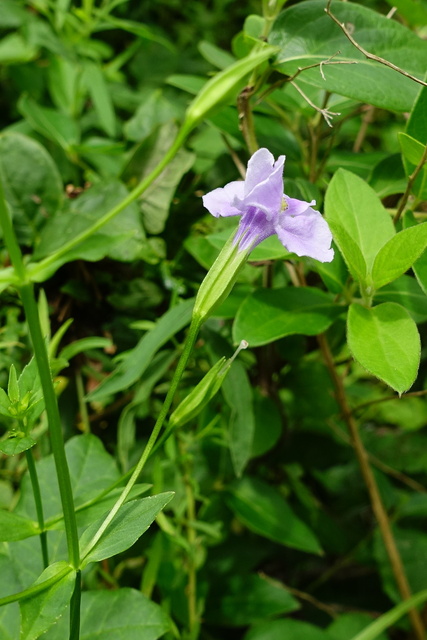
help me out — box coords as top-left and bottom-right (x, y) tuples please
(242, 149), (285, 218)
(284, 196), (316, 216)
(202, 181), (245, 217)
(275, 207), (334, 262)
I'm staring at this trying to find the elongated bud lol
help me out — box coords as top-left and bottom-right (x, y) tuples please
(193, 234), (250, 323)
(169, 340), (249, 429)
(183, 46), (277, 131)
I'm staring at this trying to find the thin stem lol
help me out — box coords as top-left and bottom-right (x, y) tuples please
(325, 0), (427, 88)
(20, 284), (80, 570)
(237, 86), (259, 155)
(179, 436), (199, 640)
(69, 571), (81, 640)
(29, 126), (190, 280)
(393, 141), (427, 223)
(317, 333), (426, 640)
(0, 180), (80, 571)
(75, 371), (90, 434)
(25, 448), (49, 568)
(81, 318), (201, 561)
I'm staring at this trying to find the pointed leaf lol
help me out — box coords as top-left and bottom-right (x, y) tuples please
(81, 493), (174, 566)
(325, 169), (395, 276)
(233, 287), (341, 347)
(372, 223), (427, 290)
(20, 562), (75, 640)
(227, 476), (322, 554)
(347, 302), (420, 393)
(0, 511), (38, 542)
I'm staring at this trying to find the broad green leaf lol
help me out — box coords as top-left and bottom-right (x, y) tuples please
(198, 40), (236, 70)
(328, 613), (388, 640)
(34, 180), (146, 264)
(0, 436), (37, 456)
(407, 85), (427, 146)
(20, 562), (75, 640)
(222, 360), (254, 477)
(82, 62), (116, 138)
(43, 588), (171, 640)
(374, 276), (427, 324)
(385, 0), (427, 26)
(205, 574), (299, 626)
(269, 0), (427, 111)
(18, 95), (80, 151)
(369, 154), (407, 199)
(371, 224), (427, 290)
(398, 132), (427, 167)
(123, 90), (179, 142)
(15, 434), (121, 524)
(252, 394), (282, 458)
(325, 169), (395, 277)
(86, 298), (194, 401)
(227, 476), (322, 554)
(347, 302), (420, 393)
(47, 56), (80, 115)
(244, 618), (333, 640)
(0, 33), (38, 64)
(81, 493), (174, 566)
(0, 133), (63, 246)
(0, 511), (38, 542)
(374, 527), (427, 603)
(233, 287), (341, 347)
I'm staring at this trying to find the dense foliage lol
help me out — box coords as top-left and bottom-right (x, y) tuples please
(1, 0), (427, 639)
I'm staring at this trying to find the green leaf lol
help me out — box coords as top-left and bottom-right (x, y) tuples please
(82, 62), (116, 137)
(123, 90), (179, 142)
(371, 224), (427, 290)
(227, 476), (322, 554)
(374, 527), (427, 603)
(59, 337), (112, 362)
(244, 618), (333, 640)
(15, 434), (121, 524)
(269, 0), (427, 111)
(20, 562), (75, 640)
(18, 95), (80, 151)
(43, 588), (171, 640)
(325, 169), (395, 278)
(347, 302), (420, 393)
(328, 613), (388, 640)
(222, 360), (255, 477)
(233, 287), (341, 347)
(385, 0), (427, 26)
(0, 436), (37, 456)
(399, 132), (427, 167)
(34, 180), (146, 264)
(0, 34), (38, 64)
(86, 298), (194, 401)
(0, 133), (63, 246)
(206, 574), (299, 626)
(81, 493), (174, 566)
(0, 511), (38, 542)
(374, 276), (427, 324)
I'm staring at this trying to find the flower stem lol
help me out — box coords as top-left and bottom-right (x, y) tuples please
(0, 178), (80, 570)
(29, 125), (190, 280)
(317, 332), (426, 640)
(81, 317), (201, 562)
(25, 448), (49, 568)
(69, 571), (81, 640)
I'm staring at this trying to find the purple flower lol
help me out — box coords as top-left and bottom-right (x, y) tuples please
(202, 148), (334, 263)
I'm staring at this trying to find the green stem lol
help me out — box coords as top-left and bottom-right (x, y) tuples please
(69, 571), (82, 640)
(0, 178), (80, 570)
(81, 317), (201, 562)
(25, 448), (49, 568)
(28, 125), (190, 281)
(20, 284), (81, 570)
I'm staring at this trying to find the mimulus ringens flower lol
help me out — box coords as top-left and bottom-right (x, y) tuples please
(202, 148), (334, 263)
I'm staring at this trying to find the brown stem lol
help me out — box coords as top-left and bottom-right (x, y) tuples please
(353, 105), (376, 152)
(237, 86), (259, 155)
(317, 332), (426, 640)
(325, 0), (427, 88)
(393, 142), (427, 223)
